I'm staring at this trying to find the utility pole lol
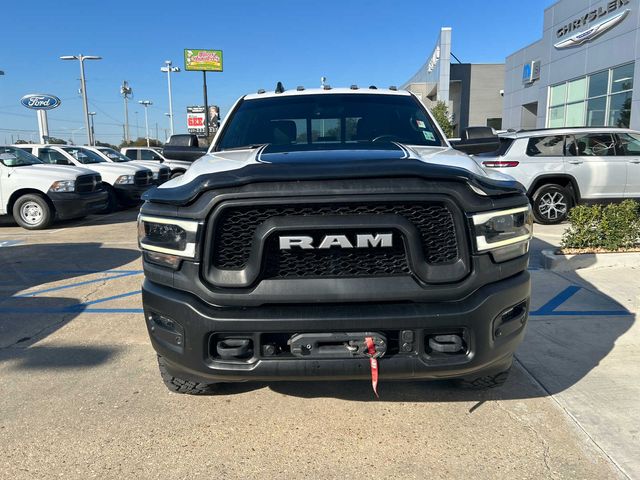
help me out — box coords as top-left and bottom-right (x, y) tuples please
(138, 100), (152, 147)
(88, 112), (96, 145)
(120, 80), (133, 143)
(161, 60), (180, 136)
(155, 122), (158, 142)
(135, 111), (139, 139)
(60, 54), (102, 146)
(203, 71), (209, 138)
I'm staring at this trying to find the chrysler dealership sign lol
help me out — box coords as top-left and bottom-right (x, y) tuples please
(555, 0), (631, 49)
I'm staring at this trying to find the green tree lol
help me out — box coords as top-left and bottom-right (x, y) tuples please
(431, 101), (454, 138)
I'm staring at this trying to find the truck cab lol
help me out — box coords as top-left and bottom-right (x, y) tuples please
(0, 145), (107, 229)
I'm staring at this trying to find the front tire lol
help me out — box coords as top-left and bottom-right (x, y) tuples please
(100, 185), (119, 214)
(12, 194), (53, 230)
(531, 184), (571, 225)
(157, 355), (218, 395)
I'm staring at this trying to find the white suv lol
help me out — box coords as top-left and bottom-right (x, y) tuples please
(0, 146), (107, 229)
(20, 145), (154, 212)
(476, 127), (640, 224)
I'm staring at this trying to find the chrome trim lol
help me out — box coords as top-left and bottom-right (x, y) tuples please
(475, 233), (532, 252)
(139, 241), (196, 258)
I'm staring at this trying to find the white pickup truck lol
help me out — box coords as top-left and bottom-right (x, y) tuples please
(19, 145), (154, 212)
(85, 146), (171, 185)
(0, 146), (107, 229)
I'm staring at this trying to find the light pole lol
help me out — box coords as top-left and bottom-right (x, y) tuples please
(88, 112), (96, 145)
(160, 60), (180, 136)
(138, 100), (152, 147)
(164, 112), (172, 140)
(60, 54), (102, 146)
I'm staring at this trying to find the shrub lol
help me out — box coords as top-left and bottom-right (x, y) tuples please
(561, 200), (640, 251)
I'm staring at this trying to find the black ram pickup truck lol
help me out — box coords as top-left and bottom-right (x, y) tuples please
(138, 87), (532, 395)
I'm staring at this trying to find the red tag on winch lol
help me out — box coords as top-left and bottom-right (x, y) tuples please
(365, 336), (379, 398)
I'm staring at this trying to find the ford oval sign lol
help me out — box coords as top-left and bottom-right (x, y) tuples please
(20, 94), (61, 110)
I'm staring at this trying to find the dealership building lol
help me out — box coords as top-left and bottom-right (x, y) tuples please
(503, 0), (638, 130)
(403, 28), (505, 137)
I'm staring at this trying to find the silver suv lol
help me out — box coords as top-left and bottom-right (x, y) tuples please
(476, 127), (640, 224)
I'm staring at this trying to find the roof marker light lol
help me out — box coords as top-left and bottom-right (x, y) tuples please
(257, 89), (265, 94)
(389, 85), (397, 90)
(296, 86), (305, 91)
(350, 85), (358, 90)
(369, 85), (377, 89)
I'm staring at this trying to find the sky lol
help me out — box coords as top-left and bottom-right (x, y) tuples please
(0, 0), (554, 145)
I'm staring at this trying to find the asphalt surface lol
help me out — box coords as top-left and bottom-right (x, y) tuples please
(0, 209), (637, 479)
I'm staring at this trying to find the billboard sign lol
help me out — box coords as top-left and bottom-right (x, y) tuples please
(20, 93), (61, 110)
(187, 106), (207, 136)
(184, 49), (223, 72)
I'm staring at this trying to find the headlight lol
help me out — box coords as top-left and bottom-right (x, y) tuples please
(138, 215), (200, 268)
(50, 180), (76, 192)
(472, 206), (533, 262)
(115, 175), (135, 184)
(152, 172), (159, 179)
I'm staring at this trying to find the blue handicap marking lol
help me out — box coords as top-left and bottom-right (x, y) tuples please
(531, 285), (631, 316)
(0, 240), (23, 247)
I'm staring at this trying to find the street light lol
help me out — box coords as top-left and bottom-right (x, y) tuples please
(160, 60), (180, 136)
(88, 112), (96, 145)
(138, 100), (153, 147)
(60, 54), (102, 146)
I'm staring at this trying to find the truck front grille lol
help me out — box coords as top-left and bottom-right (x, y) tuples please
(75, 174), (102, 193)
(135, 170), (153, 186)
(158, 168), (171, 184)
(211, 202), (459, 277)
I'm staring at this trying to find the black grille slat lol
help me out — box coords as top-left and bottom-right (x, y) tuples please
(158, 168), (171, 183)
(212, 203), (459, 275)
(75, 174), (101, 193)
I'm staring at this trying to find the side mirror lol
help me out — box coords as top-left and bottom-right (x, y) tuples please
(451, 127), (500, 155)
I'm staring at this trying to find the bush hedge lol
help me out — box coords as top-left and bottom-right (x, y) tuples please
(561, 200), (640, 251)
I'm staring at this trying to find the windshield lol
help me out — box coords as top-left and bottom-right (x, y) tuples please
(61, 147), (106, 164)
(216, 93), (443, 151)
(98, 147), (131, 162)
(0, 147), (43, 167)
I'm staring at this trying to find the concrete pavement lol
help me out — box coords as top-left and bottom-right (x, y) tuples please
(0, 210), (636, 479)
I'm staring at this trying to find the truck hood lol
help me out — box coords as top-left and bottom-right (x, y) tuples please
(147, 142), (524, 205)
(87, 162), (147, 174)
(7, 163), (98, 181)
(130, 161), (166, 173)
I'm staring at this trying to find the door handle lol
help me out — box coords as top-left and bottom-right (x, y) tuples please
(630, 159), (640, 164)
(567, 160), (583, 164)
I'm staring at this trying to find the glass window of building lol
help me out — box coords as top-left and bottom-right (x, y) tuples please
(547, 63), (634, 128)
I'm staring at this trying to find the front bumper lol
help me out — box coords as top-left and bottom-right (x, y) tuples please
(49, 190), (109, 220)
(142, 271), (531, 384)
(114, 184), (152, 203)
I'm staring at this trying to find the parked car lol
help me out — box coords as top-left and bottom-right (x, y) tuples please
(85, 146), (171, 185)
(19, 145), (154, 212)
(122, 138), (203, 179)
(475, 127), (640, 224)
(0, 146), (107, 229)
(138, 86), (532, 395)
